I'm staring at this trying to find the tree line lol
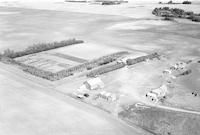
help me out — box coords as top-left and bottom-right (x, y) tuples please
(126, 53), (160, 66)
(152, 7), (200, 22)
(87, 62), (126, 77)
(0, 39), (84, 59)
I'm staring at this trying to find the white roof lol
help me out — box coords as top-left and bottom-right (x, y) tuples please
(105, 93), (112, 97)
(164, 69), (171, 72)
(152, 85), (167, 95)
(147, 92), (157, 98)
(100, 91), (107, 95)
(86, 77), (104, 87)
(77, 85), (88, 92)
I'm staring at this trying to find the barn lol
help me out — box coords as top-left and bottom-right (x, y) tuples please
(83, 77), (104, 90)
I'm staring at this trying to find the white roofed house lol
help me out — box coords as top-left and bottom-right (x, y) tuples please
(74, 77), (104, 99)
(83, 77), (104, 90)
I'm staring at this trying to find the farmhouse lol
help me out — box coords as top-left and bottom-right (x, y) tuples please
(83, 77), (104, 90)
(146, 85), (167, 102)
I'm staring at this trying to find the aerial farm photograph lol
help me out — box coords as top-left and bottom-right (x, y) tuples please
(0, 0), (200, 134)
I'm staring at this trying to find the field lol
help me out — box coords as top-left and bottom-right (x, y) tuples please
(48, 43), (126, 60)
(119, 104), (200, 135)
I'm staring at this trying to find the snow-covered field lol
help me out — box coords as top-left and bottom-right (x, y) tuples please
(108, 19), (172, 30)
(49, 43), (125, 60)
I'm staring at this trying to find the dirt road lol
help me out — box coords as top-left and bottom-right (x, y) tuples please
(136, 102), (200, 115)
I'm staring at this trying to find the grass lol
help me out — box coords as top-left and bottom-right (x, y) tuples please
(119, 104), (200, 135)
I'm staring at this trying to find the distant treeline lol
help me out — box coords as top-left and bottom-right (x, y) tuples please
(159, 0), (192, 4)
(0, 39), (84, 59)
(152, 7), (200, 22)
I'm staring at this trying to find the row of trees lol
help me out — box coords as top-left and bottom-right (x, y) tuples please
(86, 52), (160, 77)
(53, 51), (129, 80)
(152, 7), (200, 22)
(126, 53), (160, 66)
(87, 62), (126, 77)
(1, 39), (84, 58)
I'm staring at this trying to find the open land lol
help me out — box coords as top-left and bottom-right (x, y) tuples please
(0, 1), (200, 135)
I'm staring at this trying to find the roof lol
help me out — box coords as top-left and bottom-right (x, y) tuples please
(147, 92), (158, 98)
(85, 77), (104, 87)
(151, 85), (167, 95)
(77, 85), (88, 92)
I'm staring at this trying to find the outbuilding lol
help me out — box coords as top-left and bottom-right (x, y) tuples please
(98, 91), (118, 102)
(83, 77), (104, 90)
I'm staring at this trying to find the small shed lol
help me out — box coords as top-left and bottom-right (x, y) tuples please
(84, 77), (104, 90)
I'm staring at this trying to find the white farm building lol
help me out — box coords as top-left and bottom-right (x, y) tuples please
(83, 77), (104, 90)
